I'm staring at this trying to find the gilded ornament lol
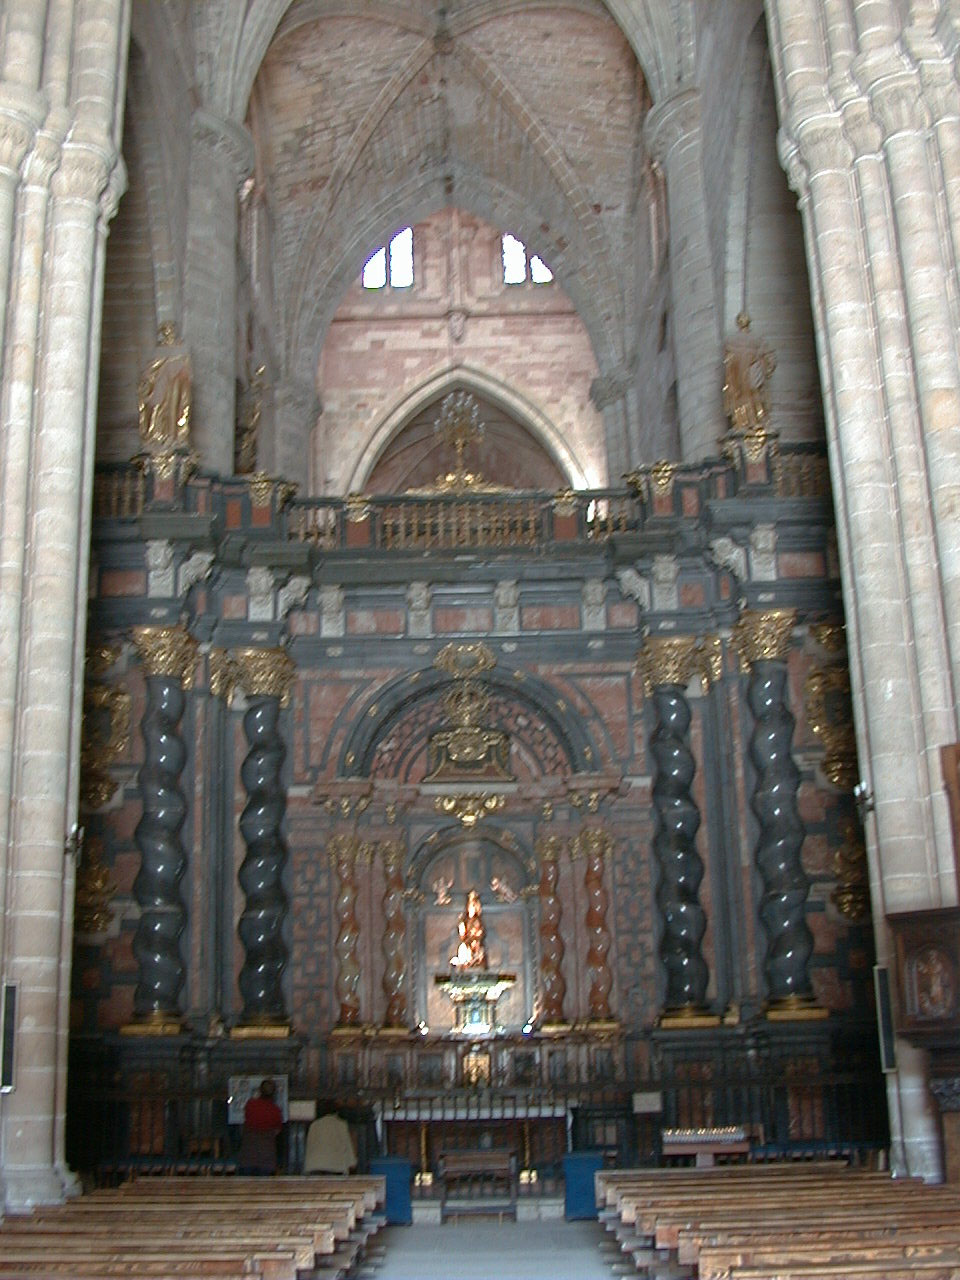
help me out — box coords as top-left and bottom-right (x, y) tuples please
(208, 648), (239, 702)
(86, 644), (122, 680)
(234, 646), (297, 706)
(434, 641), (496, 680)
(132, 625), (198, 686)
(345, 492), (371, 523)
(328, 833), (361, 866)
(624, 461), (677, 500)
(246, 472), (277, 506)
(700, 635), (724, 688)
(731, 608), (797, 669)
(569, 826), (613, 861)
(434, 792), (505, 827)
(832, 821), (870, 923)
(74, 837), (116, 934)
(636, 635), (702, 695)
(805, 664), (858, 790)
(404, 390), (510, 495)
(80, 682), (131, 810)
(810, 623), (846, 655)
(379, 838), (406, 869)
(535, 834), (564, 862)
(722, 312), (776, 432)
(552, 489), (579, 517)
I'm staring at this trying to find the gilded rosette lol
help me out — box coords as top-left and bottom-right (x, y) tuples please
(731, 608), (797, 670)
(132, 624), (198, 686)
(636, 635), (702, 696)
(234, 646), (297, 706)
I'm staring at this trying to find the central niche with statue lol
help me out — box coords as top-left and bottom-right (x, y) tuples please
(415, 835), (533, 1036)
(435, 888), (516, 1035)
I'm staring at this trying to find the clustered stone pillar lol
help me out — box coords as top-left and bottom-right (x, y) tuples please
(733, 609), (821, 1018)
(535, 835), (567, 1030)
(330, 834), (363, 1029)
(380, 838), (408, 1031)
(574, 827), (616, 1026)
(638, 635), (714, 1024)
(127, 626), (197, 1031)
(233, 647), (296, 1033)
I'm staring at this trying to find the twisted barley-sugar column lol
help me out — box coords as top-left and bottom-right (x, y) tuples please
(638, 635), (714, 1024)
(733, 609), (823, 1019)
(380, 838), (408, 1030)
(128, 625), (197, 1032)
(574, 827), (615, 1025)
(330, 833), (362, 1029)
(535, 835), (567, 1029)
(232, 646), (296, 1033)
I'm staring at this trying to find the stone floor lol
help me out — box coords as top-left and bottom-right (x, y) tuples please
(357, 1219), (620, 1279)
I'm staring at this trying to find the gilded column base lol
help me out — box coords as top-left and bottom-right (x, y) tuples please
(539, 1022), (572, 1036)
(657, 1005), (721, 1029)
(330, 1022), (367, 1038)
(586, 1018), (621, 1036)
(229, 1021), (292, 1039)
(120, 1012), (183, 1036)
(378, 1024), (413, 1038)
(765, 995), (828, 1022)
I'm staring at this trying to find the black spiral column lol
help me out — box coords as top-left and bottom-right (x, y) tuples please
(128, 625), (197, 1031)
(233, 647), (296, 1033)
(733, 609), (824, 1020)
(638, 635), (716, 1025)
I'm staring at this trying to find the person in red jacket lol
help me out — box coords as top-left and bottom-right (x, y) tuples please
(239, 1078), (284, 1174)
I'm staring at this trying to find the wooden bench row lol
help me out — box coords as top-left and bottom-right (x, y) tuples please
(0, 1174), (386, 1280)
(596, 1164), (960, 1280)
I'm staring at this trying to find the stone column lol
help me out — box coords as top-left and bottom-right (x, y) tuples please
(638, 635), (715, 1024)
(380, 838), (408, 1031)
(182, 108), (253, 476)
(732, 608), (822, 1018)
(535, 835), (567, 1030)
(127, 626), (197, 1030)
(0, 0), (128, 1210)
(273, 374), (319, 486)
(766, 0), (952, 1179)
(233, 647), (296, 1033)
(330, 833), (362, 1029)
(573, 827), (616, 1026)
(644, 87), (725, 462)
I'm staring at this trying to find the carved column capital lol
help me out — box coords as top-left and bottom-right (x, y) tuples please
(191, 106), (254, 184)
(644, 86), (702, 165)
(636, 635), (702, 695)
(234, 646), (296, 706)
(731, 608), (797, 670)
(132, 624), (198, 687)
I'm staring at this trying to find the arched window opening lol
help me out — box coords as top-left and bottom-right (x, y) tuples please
(362, 226), (414, 290)
(501, 233), (554, 286)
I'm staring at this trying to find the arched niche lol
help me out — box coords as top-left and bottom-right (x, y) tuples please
(411, 829), (536, 1037)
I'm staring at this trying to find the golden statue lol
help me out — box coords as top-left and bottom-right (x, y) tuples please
(452, 888), (486, 969)
(137, 322), (192, 449)
(235, 364), (265, 475)
(722, 312), (776, 432)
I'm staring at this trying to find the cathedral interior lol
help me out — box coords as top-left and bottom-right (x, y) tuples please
(3, 0), (960, 1212)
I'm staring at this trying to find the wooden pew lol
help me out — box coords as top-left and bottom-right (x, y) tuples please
(0, 1174), (386, 1280)
(596, 1165), (960, 1280)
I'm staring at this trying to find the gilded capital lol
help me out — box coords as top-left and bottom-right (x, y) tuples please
(234, 647), (297, 706)
(731, 608), (797, 669)
(132, 625), (198, 686)
(636, 635), (702, 695)
(535, 834), (565, 863)
(379, 838), (407, 870)
(208, 648), (239, 702)
(329, 832), (360, 867)
(570, 826), (613, 862)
